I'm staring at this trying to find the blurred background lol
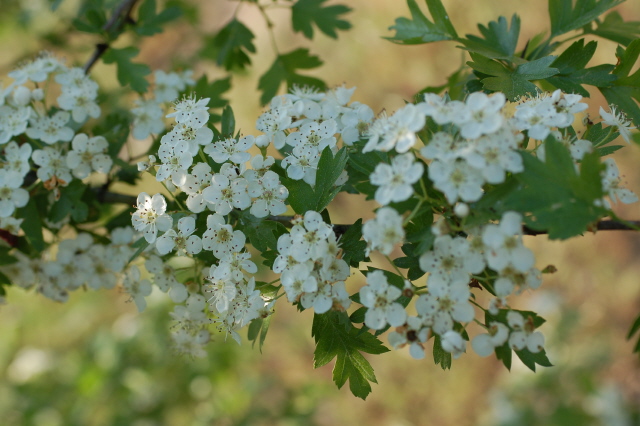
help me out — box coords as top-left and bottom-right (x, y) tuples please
(1, 0), (640, 425)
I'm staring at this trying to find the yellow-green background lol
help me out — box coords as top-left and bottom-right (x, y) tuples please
(1, 0), (639, 425)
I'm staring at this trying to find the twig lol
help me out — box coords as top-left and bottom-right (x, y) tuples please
(82, 0), (140, 74)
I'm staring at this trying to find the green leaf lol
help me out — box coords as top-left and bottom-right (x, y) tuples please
(339, 219), (367, 267)
(459, 15), (520, 60)
(277, 147), (347, 214)
(72, 6), (106, 34)
(312, 311), (389, 399)
(494, 342), (513, 370)
(469, 53), (559, 100)
(548, 0), (624, 38)
(200, 19), (256, 71)
(291, 0), (351, 40)
(515, 348), (553, 372)
(628, 312), (640, 351)
(135, 0), (182, 36)
(191, 75), (231, 110)
(258, 48), (325, 105)
(221, 105), (235, 136)
(585, 11), (640, 46)
(313, 147), (348, 211)
(0, 247), (17, 266)
(129, 237), (150, 263)
(238, 213), (288, 252)
(18, 196), (45, 253)
(432, 334), (452, 370)
(546, 39), (616, 96)
(503, 136), (606, 239)
(102, 47), (151, 93)
(386, 0), (457, 45)
(49, 180), (87, 223)
(599, 39), (640, 126)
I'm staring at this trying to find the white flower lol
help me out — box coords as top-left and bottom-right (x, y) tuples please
(362, 207), (405, 255)
(441, 330), (466, 359)
(32, 146), (72, 186)
(482, 211), (535, 273)
(428, 159), (484, 203)
(363, 103), (425, 153)
(600, 105), (636, 143)
(300, 280), (334, 314)
(201, 213), (246, 259)
(247, 170), (288, 218)
(156, 216), (203, 255)
(156, 140), (193, 187)
(201, 164), (251, 215)
(205, 277), (237, 314)
(26, 111), (74, 144)
(144, 255), (188, 302)
(506, 311), (545, 353)
(288, 210), (333, 263)
(370, 153), (424, 205)
(388, 316), (430, 360)
(255, 106), (292, 149)
(122, 266), (152, 312)
(154, 70), (188, 103)
(0, 105), (30, 144)
(66, 133), (112, 178)
(471, 322), (509, 357)
(0, 169), (28, 217)
(281, 145), (320, 185)
(359, 270), (407, 330)
(415, 285), (474, 335)
(601, 158), (638, 204)
(204, 136), (254, 164)
(131, 99), (165, 140)
(3, 141), (32, 178)
(166, 94), (210, 128)
(457, 92), (505, 139)
(131, 193), (173, 243)
(182, 162), (213, 213)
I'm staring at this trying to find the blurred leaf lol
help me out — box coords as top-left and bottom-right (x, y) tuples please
(0, 247), (16, 265)
(386, 0), (457, 45)
(548, 0), (624, 38)
(291, 0), (351, 39)
(102, 47), (151, 93)
(73, 4), (107, 34)
(277, 147), (347, 214)
(19, 196), (45, 253)
(546, 39), (616, 96)
(515, 348), (553, 372)
(504, 137), (606, 239)
(469, 52), (559, 100)
(221, 105), (235, 136)
(258, 48), (325, 105)
(192, 75), (231, 110)
(599, 39), (640, 126)
(200, 19), (256, 70)
(238, 212), (288, 252)
(586, 122), (619, 148)
(135, 0), (181, 36)
(459, 15), (520, 60)
(585, 11), (640, 46)
(312, 310), (389, 399)
(433, 334), (452, 370)
(339, 218), (367, 267)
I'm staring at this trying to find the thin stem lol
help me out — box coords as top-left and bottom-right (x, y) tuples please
(385, 255), (407, 281)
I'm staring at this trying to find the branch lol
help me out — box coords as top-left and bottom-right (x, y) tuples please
(83, 0), (140, 74)
(523, 220), (640, 235)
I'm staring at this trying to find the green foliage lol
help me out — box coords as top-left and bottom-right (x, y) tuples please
(387, 0), (458, 44)
(504, 137), (606, 239)
(546, 39), (616, 96)
(291, 0), (352, 39)
(468, 53), (559, 100)
(432, 334), (452, 369)
(599, 39), (640, 126)
(278, 147), (348, 214)
(584, 11), (640, 46)
(548, 0), (624, 38)
(18, 196), (45, 253)
(312, 310), (389, 399)
(102, 47), (151, 93)
(258, 48), (326, 105)
(49, 180), (88, 223)
(460, 15), (520, 60)
(338, 218), (367, 267)
(628, 312), (640, 355)
(134, 0), (182, 36)
(201, 19), (256, 71)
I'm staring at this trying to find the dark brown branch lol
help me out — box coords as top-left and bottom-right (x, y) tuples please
(82, 0), (140, 74)
(523, 220), (640, 235)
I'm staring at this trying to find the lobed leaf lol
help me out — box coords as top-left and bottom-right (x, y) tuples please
(386, 0), (457, 45)
(102, 47), (151, 93)
(291, 0), (352, 40)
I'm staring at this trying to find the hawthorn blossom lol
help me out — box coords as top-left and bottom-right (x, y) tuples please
(359, 270), (407, 330)
(156, 216), (203, 256)
(370, 153), (424, 205)
(362, 207), (405, 255)
(600, 105), (636, 143)
(131, 192), (173, 243)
